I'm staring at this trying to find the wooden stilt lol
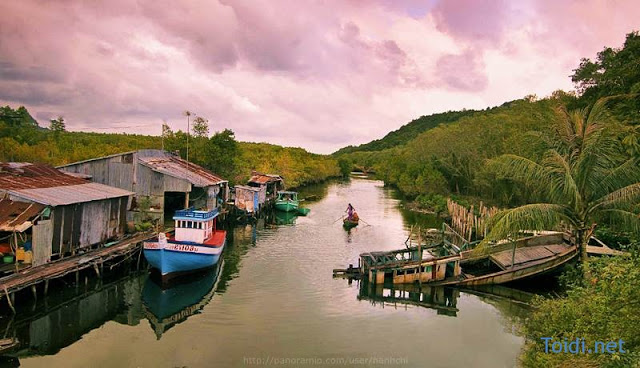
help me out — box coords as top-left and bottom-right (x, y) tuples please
(93, 263), (100, 278)
(31, 285), (37, 301)
(44, 280), (49, 295)
(4, 288), (15, 314)
(75, 270), (79, 285)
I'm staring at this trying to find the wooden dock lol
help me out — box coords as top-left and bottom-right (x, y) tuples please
(0, 231), (153, 312)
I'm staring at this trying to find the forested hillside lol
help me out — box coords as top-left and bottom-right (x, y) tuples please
(336, 31), (640, 209)
(333, 109), (478, 155)
(0, 108), (340, 187)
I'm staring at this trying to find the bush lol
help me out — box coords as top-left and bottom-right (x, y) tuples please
(520, 246), (640, 367)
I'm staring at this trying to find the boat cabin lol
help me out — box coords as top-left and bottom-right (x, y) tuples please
(276, 191), (298, 202)
(173, 208), (219, 244)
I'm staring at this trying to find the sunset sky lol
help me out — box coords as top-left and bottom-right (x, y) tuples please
(0, 0), (638, 153)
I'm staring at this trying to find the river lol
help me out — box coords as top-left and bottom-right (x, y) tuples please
(5, 178), (531, 367)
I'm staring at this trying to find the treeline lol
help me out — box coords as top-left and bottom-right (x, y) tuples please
(336, 31), (640, 209)
(333, 109), (479, 155)
(0, 108), (340, 187)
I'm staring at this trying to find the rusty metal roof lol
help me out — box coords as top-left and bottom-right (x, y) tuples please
(0, 162), (87, 190)
(139, 155), (227, 187)
(0, 199), (45, 232)
(8, 182), (134, 206)
(248, 171), (283, 185)
(235, 185), (262, 192)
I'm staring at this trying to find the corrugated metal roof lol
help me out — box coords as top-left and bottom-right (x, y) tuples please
(139, 156), (226, 187)
(8, 183), (134, 206)
(0, 162), (87, 190)
(248, 171), (283, 185)
(0, 199), (45, 232)
(235, 185), (262, 192)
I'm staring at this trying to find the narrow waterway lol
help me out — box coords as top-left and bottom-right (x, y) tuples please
(7, 178), (530, 367)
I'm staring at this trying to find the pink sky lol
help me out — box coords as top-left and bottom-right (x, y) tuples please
(0, 0), (638, 153)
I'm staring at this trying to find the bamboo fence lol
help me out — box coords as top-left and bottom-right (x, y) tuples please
(447, 199), (499, 241)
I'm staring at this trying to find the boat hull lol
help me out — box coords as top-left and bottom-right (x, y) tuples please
(343, 219), (359, 229)
(143, 236), (225, 276)
(275, 201), (298, 212)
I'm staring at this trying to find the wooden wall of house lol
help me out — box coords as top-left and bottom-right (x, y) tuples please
(45, 197), (128, 257)
(60, 153), (137, 192)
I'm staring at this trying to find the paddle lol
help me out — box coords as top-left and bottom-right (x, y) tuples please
(332, 215), (346, 224)
(358, 217), (372, 227)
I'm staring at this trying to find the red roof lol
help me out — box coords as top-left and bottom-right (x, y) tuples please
(248, 171), (283, 185)
(0, 162), (88, 190)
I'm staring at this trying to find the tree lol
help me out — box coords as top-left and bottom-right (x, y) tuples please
(570, 31), (640, 122)
(192, 115), (209, 138)
(485, 98), (640, 279)
(49, 116), (66, 132)
(203, 129), (238, 181)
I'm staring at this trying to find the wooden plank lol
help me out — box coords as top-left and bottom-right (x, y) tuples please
(0, 232), (152, 295)
(32, 219), (53, 267)
(490, 244), (568, 269)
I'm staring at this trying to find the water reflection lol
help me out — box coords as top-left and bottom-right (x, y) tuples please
(142, 262), (222, 339)
(359, 281), (459, 317)
(0, 269), (146, 358)
(273, 210), (298, 225)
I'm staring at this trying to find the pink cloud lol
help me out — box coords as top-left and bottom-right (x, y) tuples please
(0, 0), (638, 153)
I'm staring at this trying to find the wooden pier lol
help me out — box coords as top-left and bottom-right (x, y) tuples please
(0, 231), (153, 313)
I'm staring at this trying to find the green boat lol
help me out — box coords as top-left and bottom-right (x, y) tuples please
(343, 217), (359, 229)
(275, 191), (299, 212)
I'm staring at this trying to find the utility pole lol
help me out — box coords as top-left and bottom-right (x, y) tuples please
(184, 111), (192, 166)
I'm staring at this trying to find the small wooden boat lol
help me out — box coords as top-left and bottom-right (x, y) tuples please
(343, 217), (359, 229)
(357, 232), (578, 286)
(143, 207), (226, 278)
(275, 191), (299, 212)
(343, 212), (359, 229)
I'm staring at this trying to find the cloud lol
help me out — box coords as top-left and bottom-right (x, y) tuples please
(0, 0), (638, 153)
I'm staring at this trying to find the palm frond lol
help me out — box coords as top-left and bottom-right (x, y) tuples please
(484, 203), (575, 243)
(489, 154), (556, 191)
(542, 150), (582, 207)
(593, 157), (640, 199)
(591, 183), (640, 213)
(599, 209), (640, 234)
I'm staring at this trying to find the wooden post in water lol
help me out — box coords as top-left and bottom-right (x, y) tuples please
(418, 228), (422, 285)
(44, 280), (49, 296)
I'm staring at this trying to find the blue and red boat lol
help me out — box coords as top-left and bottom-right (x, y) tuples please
(143, 207), (226, 278)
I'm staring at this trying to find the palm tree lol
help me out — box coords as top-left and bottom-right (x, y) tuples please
(485, 98), (640, 278)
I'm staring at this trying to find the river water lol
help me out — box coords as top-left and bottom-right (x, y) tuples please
(5, 178), (531, 367)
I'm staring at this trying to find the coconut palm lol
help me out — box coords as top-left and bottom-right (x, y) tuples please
(484, 97), (640, 277)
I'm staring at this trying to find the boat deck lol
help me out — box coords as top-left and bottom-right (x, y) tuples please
(489, 244), (571, 270)
(168, 230), (226, 248)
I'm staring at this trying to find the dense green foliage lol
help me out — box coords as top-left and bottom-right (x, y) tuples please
(338, 97), (561, 204)
(0, 107), (339, 187)
(333, 109), (478, 155)
(521, 246), (640, 368)
(571, 31), (640, 125)
(483, 98), (640, 273)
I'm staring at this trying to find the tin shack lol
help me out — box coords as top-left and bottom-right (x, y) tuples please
(0, 162), (133, 268)
(58, 150), (229, 225)
(247, 171), (285, 202)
